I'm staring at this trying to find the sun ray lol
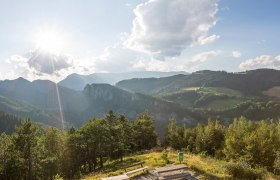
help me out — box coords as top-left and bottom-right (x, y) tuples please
(35, 28), (64, 54)
(34, 27), (66, 131)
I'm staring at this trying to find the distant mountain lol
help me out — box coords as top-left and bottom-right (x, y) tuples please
(117, 69), (280, 122)
(116, 69), (280, 96)
(0, 78), (85, 128)
(1, 69), (279, 136)
(81, 84), (204, 135)
(58, 71), (188, 91)
(0, 77), (202, 136)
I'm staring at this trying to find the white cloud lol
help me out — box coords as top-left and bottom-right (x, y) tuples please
(4, 52), (84, 82)
(199, 34), (220, 45)
(125, 0), (218, 60)
(28, 49), (73, 74)
(5, 55), (39, 80)
(1, 0), (222, 81)
(232, 51), (242, 58)
(185, 50), (221, 69)
(239, 55), (280, 70)
(132, 59), (170, 71)
(93, 43), (150, 73)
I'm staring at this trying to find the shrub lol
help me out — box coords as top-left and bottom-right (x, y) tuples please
(274, 152), (280, 175)
(160, 150), (169, 164)
(199, 151), (207, 158)
(225, 161), (265, 179)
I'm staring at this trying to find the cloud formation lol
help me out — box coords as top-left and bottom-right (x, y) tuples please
(93, 43), (149, 73)
(199, 34), (220, 45)
(132, 59), (170, 71)
(185, 50), (221, 69)
(28, 49), (73, 74)
(125, 0), (218, 60)
(5, 55), (38, 80)
(232, 51), (242, 58)
(4, 50), (76, 82)
(239, 55), (280, 70)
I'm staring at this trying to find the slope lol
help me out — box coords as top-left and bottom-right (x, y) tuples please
(116, 69), (280, 96)
(59, 71), (188, 91)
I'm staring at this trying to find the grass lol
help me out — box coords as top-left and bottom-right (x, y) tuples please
(198, 87), (243, 97)
(82, 150), (230, 180)
(201, 99), (244, 110)
(263, 86), (280, 98)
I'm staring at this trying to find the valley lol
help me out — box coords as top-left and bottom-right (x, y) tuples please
(0, 69), (279, 136)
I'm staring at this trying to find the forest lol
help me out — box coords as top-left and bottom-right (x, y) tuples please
(0, 110), (280, 179)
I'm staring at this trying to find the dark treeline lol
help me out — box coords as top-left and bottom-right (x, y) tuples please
(165, 117), (280, 175)
(1, 110), (280, 179)
(0, 110), (157, 180)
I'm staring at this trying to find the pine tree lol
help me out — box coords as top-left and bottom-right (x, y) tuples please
(132, 111), (157, 150)
(104, 110), (119, 160)
(0, 133), (11, 180)
(40, 128), (63, 179)
(165, 118), (185, 150)
(118, 114), (133, 161)
(13, 119), (41, 180)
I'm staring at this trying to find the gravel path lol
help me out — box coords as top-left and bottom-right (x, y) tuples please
(132, 170), (199, 180)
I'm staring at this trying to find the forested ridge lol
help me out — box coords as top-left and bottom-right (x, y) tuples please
(1, 110), (280, 179)
(0, 69), (280, 138)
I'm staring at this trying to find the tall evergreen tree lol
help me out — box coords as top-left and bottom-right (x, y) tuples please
(165, 118), (185, 150)
(118, 114), (133, 161)
(0, 133), (11, 180)
(13, 119), (41, 180)
(40, 128), (63, 179)
(104, 110), (120, 160)
(132, 111), (157, 150)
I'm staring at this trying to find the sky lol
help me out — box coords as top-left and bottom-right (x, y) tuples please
(0, 0), (280, 81)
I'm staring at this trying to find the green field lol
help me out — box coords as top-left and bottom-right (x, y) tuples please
(200, 99), (244, 110)
(197, 87), (243, 97)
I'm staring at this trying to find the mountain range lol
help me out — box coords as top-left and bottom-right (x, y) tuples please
(58, 71), (189, 91)
(0, 69), (279, 136)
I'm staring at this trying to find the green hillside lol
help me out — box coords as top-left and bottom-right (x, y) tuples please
(117, 69), (280, 96)
(0, 69), (280, 136)
(0, 96), (61, 127)
(0, 80), (206, 136)
(117, 69), (280, 124)
(0, 111), (22, 134)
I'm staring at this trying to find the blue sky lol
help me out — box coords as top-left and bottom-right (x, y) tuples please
(0, 0), (279, 81)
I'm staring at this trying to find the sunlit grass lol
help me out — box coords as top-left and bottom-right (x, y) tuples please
(82, 151), (230, 180)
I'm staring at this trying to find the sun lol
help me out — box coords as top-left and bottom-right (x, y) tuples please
(35, 28), (64, 54)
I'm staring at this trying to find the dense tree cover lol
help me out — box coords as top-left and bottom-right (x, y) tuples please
(1, 109), (280, 179)
(165, 117), (280, 174)
(0, 112), (22, 134)
(0, 110), (157, 179)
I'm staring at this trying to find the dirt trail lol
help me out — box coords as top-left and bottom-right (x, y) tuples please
(132, 170), (199, 180)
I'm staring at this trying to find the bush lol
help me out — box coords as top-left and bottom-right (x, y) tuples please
(225, 161), (265, 179)
(160, 150), (169, 164)
(199, 151), (207, 158)
(274, 152), (280, 175)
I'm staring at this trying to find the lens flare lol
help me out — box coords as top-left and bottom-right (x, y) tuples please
(35, 28), (64, 54)
(34, 27), (66, 131)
